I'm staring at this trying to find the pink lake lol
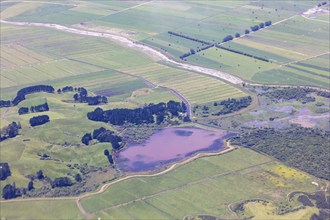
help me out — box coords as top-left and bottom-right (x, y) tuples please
(116, 127), (233, 172)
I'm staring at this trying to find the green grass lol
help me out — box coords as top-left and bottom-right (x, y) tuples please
(0, 200), (83, 220)
(187, 47), (279, 80)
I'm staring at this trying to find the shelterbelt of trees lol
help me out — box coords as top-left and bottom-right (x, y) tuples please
(230, 126), (330, 180)
(0, 85), (55, 108)
(87, 101), (188, 125)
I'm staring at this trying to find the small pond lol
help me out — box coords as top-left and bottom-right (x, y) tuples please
(115, 127), (233, 172)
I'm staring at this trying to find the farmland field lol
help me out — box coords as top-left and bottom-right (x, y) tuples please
(0, 148), (322, 219)
(0, 12), (249, 202)
(0, 1), (329, 219)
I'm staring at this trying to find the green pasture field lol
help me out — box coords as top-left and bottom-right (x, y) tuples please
(250, 16), (329, 57)
(0, 24), (154, 89)
(187, 47), (279, 80)
(252, 66), (329, 88)
(296, 54), (330, 76)
(3, 1), (147, 25)
(121, 63), (247, 104)
(79, 148), (317, 219)
(0, 1), (43, 19)
(219, 42), (293, 64)
(0, 200), (83, 220)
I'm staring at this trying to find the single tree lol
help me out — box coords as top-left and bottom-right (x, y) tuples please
(107, 154), (114, 164)
(28, 180), (34, 191)
(2, 183), (16, 199)
(37, 170), (44, 180)
(75, 174), (82, 182)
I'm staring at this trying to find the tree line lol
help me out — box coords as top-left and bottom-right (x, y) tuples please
(213, 96), (252, 116)
(18, 102), (49, 115)
(168, 31), (212, 45)
(82, 127), (123, 151)
(177, 20), (272, 60)
(230, 126), (330, 180)
(87, 101), (187, 126)
(250, 21), (272, 32)
(0, 122), (21, 142)
(29, 115), (50, 127)
(0, 85), (54, 108)
(215, 45), (270, 62)
(104, 149), (114, 165)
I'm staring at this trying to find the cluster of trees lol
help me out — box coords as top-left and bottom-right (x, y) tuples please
(167, 31), (212, 45)
(215, 45), (269, 62)
(0, 85), (54, 108)
(73, 87), (108, 105)
(87, 101), (187, 126)
(51, 177), (73, 188)
(0, 122), (21, 142)
(29, 115), (50, 127)
(263, 88), (316, 103)
(18, 102), (49, 115)
(0, 162), (11, 180)
(104, 149), (114, 165)
(230, 126), (330, 180)
(2, 169), (43, 199)
(2, 169), (77, 199)
(82, 127), (123, 150)
(57, 86), (74, 93)
(213, 96), (252, 116)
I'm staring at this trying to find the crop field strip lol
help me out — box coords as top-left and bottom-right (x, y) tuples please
(0, 24), (154, 88)
(121, 63), (246, 104)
